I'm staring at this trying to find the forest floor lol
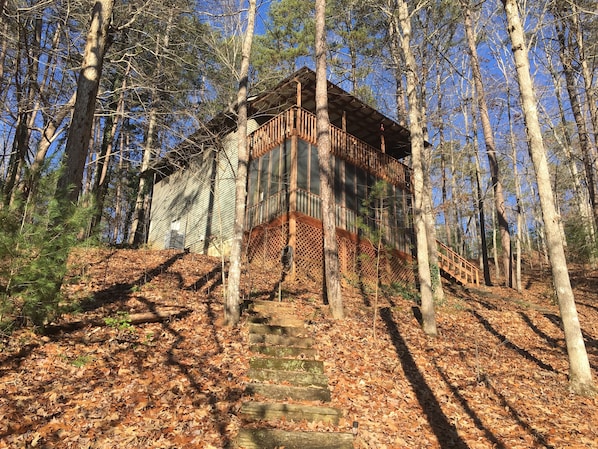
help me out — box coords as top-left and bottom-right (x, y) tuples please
(0, 247), (597, 449)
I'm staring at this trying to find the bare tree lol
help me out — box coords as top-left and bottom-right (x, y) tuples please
(502, 0), (595, 396)
(225, 0), (257, 326)
(128, 12), (175, 246)
(56, 0), (115, 205)
(461, 0), (512, 287)
(315, 0), (344, 319)
(394, 0), (437, 336)
(89, 67), (128, 236)
(553, 5), (598, 231)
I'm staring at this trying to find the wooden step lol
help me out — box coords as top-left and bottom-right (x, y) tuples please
(245, 382), (331, 402)
(250, 345), (318, 359)
(249, 323), (306, 337)
(239, 401), (342, 424)
(249, 300), (297, 314)
(235, 428), (354, 449)
(248, 368), (328, 387)
(250, 357), (324, 374)
(249, 333), (314, 348)
(249, 315), (305, 327)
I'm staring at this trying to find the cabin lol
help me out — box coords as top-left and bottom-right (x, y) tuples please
(147, 67), (478, 287)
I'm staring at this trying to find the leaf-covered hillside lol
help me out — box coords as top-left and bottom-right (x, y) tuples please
(0, 248), (596, 448)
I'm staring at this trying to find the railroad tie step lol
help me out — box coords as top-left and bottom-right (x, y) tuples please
(248, 322), (307, 337)
(239, 401), (342, 424)
(250, 357), (324, 374)
(245, 382), (331, 402)
(249, 333), (314, 348)
(249, 344), (318, 359)
(248, 314), (305, 327)
(235, 428), (354, 449)
(249, 300), (297, 315)
(247, 367), (329, 388)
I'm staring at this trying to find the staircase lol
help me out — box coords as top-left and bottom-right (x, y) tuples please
(436, 240), (480, 286)
(235, 299), (354, 449)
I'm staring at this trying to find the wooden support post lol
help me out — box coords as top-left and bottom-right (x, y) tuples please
(289, 132), (298, 280)
(296, 80), (302, 108)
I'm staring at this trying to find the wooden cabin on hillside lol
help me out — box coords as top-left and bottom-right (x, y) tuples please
(148, 68), (478, 286)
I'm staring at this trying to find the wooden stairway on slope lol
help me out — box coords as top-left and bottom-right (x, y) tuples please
(234, 299), (354, 449)
(436, 240), (480, 286)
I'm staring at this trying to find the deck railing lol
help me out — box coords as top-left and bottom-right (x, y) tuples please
(249, 107), (412, 191)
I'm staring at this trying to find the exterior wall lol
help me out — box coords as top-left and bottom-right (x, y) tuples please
(147, 119), (259, 255)
(147, 148), (219, 253)
(148, 110), (414, 289)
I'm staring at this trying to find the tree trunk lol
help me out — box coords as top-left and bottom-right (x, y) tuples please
(474, 142), (492, 286)
(387, 7), (407, 128)
(555, 15), (598, 231)
(24, 94), (76, 201)
(396, 0), (436, 336)
(129, 12), (175, 246)
(89, 73), (125, 236)
(4, 16), (42, 206)
(424, 151), (444, 302)
(570, 2), (598, 149)
(546, 57), (595, 243)
(437, 68), (452, 248)
(112, 130), (129, 243)
(225, 0), (257, 326)
(465, 97), (492, 285)
(462, 0), (511, 287)
(128, 108), (157, 246)
(315, 0), (344, 319)
(418, 18), (444, 304)
(56, 0), (114, 205)
(506, 86), (523, 292)
(502, 0), (595, 396)
(450, 139), (464, 255)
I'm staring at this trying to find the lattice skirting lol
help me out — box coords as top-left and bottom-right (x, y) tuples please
(244, 215), (415, 288)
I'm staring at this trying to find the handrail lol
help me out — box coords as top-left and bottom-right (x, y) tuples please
(436, 240), (480, 286)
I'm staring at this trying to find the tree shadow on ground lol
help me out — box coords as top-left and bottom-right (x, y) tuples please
(80, 251), (189, 311)
(136, 291), (242, 447)
(471, 310), (558, 373)
(518, 312), (563, 349)
(444, 283), (499, 311)
(380, 307), (470, 449)
(486, 378), (556, 449)
(431, 359), (505, 449)
(185, 263), (224, 293)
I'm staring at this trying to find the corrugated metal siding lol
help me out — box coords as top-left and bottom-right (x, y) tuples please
(181, 149), (217, 253)
(148, 122), (256, 255)
(148, 169), (186, 250)
(208, 131), (238, 256)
